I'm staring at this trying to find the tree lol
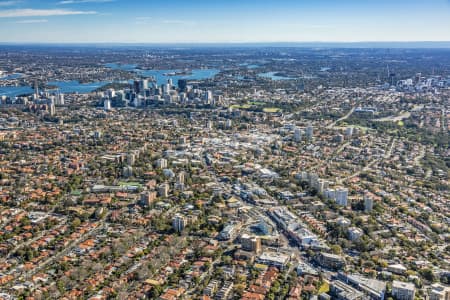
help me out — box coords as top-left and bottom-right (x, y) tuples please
(71, 217), (81, 229)
(419, 268), (435, 282)
(56, 280), (65, 294)
(330, 244), (342, 254)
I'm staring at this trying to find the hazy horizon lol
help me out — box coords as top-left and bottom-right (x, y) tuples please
(1, 41), (450, 49)
(1, 0), (450, 43)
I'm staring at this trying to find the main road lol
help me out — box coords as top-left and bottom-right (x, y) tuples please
(327, 107), (355, 129)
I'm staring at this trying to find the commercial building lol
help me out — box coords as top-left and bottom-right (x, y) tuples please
(158, 183), (170, 198)
(306, 124), (314, 140)
(294, 127), (302, 142)
(256, 251), (290, 270)
(140, 191), (157, 206)
(315, 252), (346, 270)
(338, 273), (386, 300)
(329, 280), (364, 300)
(364, 193), (373, 213)
(173, 214), (188, 232)
(336, 188), (349, 206)
(218, 224), (238, 241)
(429, 283), (450, 300)
(204, 280), (220, 297)
(215, 281), (233, 300)
(392, 280), (416, 300)
(156, 158), (168, 169)
(104, 98), (111, 110)
(348, 227), (364, 241)
(240, 234), (262, 254)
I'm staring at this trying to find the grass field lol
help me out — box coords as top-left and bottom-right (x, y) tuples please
(318, 282), (330, 294)
(230, 104), (251, 109)
(249, 101), (265, 106)
(263, 107), (281, 113)
(119, 181), (142, 187)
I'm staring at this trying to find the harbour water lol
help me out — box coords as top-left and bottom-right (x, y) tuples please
(0, 81), (110, 97)
(258, 72), (295, 80)
(105, 63), (219, 86)
(0, 73), (23, 80)
(0, 65), (219, 97)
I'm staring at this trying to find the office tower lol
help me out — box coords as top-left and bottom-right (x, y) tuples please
(294, 127), (302, 142)
(306, 124), (314, 140)
(107, 88), (116, 99)
(334, 134), (344, 143)
(364, 193), (373, 212)
(34, 80), (39, 99)
(336, 188), (349, 206)
(158, 183), (170, 198)
(240, 234), (262, 253)
(178, 79), (187, 91)
(214, 95), (222, 106)
(308, 172), (319, 190)
(49, 101), (56, 116)
(140, 191), (157, 206)
(177, 172), (185, 184)
(162, 83), (171, 95)
(123, 166), (133, 178)
(94, 130), (102, 139)
(133, 80), (140, 94)
(133, 97), (141, 107)
(318, 179), (329, 194)
(57, 93), (64, 105)
(173, 214), (188, 232)
(127, 153), (135, 166)
(179, 92), (187, 103)
(226, 119), (232, 129)
(168, 78), (173, 86)
(205, 90), (213, 104)
(139, 79), (148, 91)
(345, 127), (354, 137)
(104, 99), (111, 111)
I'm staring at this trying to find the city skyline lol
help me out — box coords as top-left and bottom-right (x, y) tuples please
(0, 0), (450, 43)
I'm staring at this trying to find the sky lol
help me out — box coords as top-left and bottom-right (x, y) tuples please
(0, 0), (450, 43)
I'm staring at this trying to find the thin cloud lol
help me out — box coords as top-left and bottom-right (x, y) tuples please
(0, 9), (97, 17)
(134, 16), (151, 24)
(135, 16), (151, 20)
(59, 0), (114, 4)
(162, 19), (196, 25)
(0, 0), (22, 6)
(15, 19), (48, 23)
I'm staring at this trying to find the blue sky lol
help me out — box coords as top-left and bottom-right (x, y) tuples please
(0, 0), (449, 43)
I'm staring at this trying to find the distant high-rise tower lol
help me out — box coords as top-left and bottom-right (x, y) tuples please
(294, 127), (302, 142)
(205, 90), (213, 104)
(345, 127), (354, 138)
(364, 193), (373, 212)
(107, 89), (116, 99)
(162, 83), (171, 95)
(178, 79), (187, 91)
(49, 98), (56, 116)
(133, 80), (140, 94)
(306, 124), (314, 140)
(173, 214), (187, 232)
(58, 93), (64, 105)
(34, 80), (39, 99)
(104, 99), (111, 111)
(336, 188), (349, 206)
(139, 79), (148, 93)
